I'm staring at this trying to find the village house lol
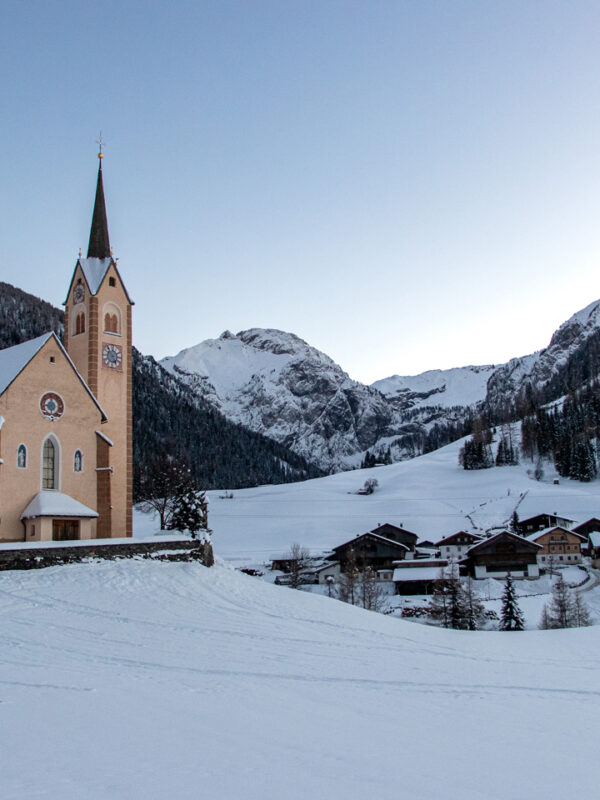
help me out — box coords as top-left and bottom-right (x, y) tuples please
(588, 532), (600, 567)
(393, 559), (455, 595)
(436, 531), (482, 560)
(462, 531), (541, 579)
(327, 530), (410, 572)
(525, 526), (585, 567)
(369, 523), (418, 552)
(572, 518), (600, 539)
(517, 513), (575, 534)
(0, 151), (132, 543)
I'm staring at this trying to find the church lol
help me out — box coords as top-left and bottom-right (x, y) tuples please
(0, 150), (133, 542)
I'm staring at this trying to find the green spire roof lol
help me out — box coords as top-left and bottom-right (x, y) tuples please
(87, 158), (111, 258)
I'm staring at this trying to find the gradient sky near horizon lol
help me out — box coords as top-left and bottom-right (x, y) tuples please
(1, 1), (599, 384)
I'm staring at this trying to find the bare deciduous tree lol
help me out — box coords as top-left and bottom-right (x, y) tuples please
(338, 547), (359, 605)
(286, 543), (311, 589)
(360, 567), (385, 611)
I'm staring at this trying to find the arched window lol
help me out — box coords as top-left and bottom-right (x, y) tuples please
(42, 436), (60, 490)
(73, 450), (83, 473)
(72, 309), (85, 336)
(17, 444), (27, 469)
(103, 302), (121, 335)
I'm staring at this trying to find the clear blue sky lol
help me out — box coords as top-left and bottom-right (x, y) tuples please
(1, 1), (599, 383)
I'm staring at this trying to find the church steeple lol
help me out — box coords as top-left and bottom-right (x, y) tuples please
(87, 148), (111, 259)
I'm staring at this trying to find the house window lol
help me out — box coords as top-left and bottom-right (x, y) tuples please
(17, 444), (27, 469)
(109, 276), (116, 287)
(31, 524), (35, 538)
(73, 450), (83, 473)
(42, 437), (59, 489)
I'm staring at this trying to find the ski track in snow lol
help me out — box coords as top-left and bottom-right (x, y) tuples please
(2, 557), (600, 799)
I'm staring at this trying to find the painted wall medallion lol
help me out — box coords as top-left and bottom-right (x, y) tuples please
(74, 283), (85, 304)
(103, 343), (123, 370)
(40, 392), (65, 421)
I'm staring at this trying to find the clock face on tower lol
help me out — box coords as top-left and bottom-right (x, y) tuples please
(102, 343), (123, 370)
(74, 283), (85, 304)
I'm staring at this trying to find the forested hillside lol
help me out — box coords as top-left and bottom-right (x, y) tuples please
(0, 283), (322, 494)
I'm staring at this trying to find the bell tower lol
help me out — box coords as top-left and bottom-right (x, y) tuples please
(64, 146), (133, 537)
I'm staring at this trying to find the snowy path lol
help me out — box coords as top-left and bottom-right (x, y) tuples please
(1, 559), (599, 799)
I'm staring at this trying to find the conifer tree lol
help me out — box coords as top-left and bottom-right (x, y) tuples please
(499, 574), (525, 631)
(542, 573), (578, 628)
(170, 482), (208, 539)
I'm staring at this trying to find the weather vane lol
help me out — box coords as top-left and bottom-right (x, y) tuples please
(96, 132), (105, 159)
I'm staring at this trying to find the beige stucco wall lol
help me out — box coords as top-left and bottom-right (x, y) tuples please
(0, 337), (103, 542)
(23, 516), (94, 542)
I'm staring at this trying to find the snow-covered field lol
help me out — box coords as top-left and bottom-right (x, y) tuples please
(4, 438), (600, 798)
(198, 436), (600, 565)
(2, 557), (600, 800)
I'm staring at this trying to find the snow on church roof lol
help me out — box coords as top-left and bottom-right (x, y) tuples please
(0, 333), (54, 395)
(21, 491), (99, 519)
(78, 257), (113, 295)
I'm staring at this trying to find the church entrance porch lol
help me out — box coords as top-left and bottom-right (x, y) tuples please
(52, 519), (80, 541)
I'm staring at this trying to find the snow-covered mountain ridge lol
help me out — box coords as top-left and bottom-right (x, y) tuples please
(161, 299), (600, 472)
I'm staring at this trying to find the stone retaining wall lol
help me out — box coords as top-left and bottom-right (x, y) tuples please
(0, 539), (214, 571)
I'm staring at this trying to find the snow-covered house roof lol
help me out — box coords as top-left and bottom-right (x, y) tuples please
(0, 331), (107, 421)
(524, 526), (586, 543)
(466, 530), (542, 553)
(331, 532), (409, 552)
(21, 491), (99, 519)
(436, 531), (482, 547)
(393, 566), (443, 582)
(588, 531), (600, 548)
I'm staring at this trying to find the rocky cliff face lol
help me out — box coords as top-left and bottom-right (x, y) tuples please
(485, 300), (600, 412)
(162, 329), (396, 472)
(161, 300), (600, 473)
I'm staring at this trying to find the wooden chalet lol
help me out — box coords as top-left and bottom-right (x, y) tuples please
(462, 531), (541, 579)
(517, 513), (575, 535)
(525, 527), (585, 567)
(369, 523), (418, 552)
(328, 532), (409, 571)
(436, 531), (482, 560)
(572, 518), (600, 539)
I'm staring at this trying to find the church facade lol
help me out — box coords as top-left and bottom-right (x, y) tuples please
(0, 153), (133, 542)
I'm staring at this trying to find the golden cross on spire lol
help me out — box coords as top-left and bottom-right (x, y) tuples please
(96, 132), (105, 159)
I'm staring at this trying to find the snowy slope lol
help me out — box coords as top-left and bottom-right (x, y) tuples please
(200, 435), (600, 564)
(2, 557), (599, 799)
(372, 363), (496, 409)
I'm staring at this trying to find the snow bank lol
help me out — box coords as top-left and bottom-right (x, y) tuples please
(1, 558), (598, 799)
